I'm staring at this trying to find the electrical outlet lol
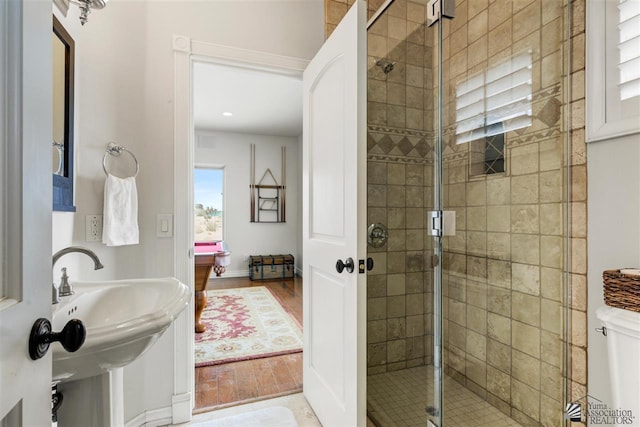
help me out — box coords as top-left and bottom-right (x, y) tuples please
(85, 215), (103, 242)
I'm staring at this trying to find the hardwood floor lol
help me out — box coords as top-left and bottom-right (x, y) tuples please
(194, 276), (303, 413)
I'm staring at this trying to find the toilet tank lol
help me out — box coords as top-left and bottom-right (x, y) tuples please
(595, 306), (640, 417)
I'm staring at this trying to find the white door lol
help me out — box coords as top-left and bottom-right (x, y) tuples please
(302, 1), (366, 426)
(0, 2), (54, 425)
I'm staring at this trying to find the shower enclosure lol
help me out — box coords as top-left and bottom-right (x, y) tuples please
(365, 0), (573, 425)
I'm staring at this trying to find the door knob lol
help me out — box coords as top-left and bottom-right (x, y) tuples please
(336, 257), (355, 274)
(29, 318), (86, 360)
(367, 257), (374, 271)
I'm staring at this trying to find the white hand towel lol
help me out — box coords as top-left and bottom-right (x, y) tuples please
(102, 173), (139, 246)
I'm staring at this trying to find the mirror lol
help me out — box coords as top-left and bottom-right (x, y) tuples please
(52, 16), (75, 211)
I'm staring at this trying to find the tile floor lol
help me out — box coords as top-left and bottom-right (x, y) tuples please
(368, 366), (522, 427)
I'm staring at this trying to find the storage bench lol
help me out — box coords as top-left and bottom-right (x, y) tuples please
(249, 254), (295, 280)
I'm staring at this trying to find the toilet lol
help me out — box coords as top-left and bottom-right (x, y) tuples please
(595, 306), (640, 416)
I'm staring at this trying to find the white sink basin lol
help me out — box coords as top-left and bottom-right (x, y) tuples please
(52, 277), (189, 383)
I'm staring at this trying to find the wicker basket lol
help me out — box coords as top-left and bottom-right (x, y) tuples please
(603, 269), (640, 313)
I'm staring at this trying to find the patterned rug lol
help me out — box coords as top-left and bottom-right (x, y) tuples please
(195, 286), (302, 367)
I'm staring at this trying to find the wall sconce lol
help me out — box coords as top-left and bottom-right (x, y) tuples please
(54, 0), (108, 26)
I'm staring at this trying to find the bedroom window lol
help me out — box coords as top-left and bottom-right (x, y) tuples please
(194, 167), (224, 242)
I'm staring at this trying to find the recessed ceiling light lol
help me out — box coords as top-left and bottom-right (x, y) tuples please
(222, 112), (233, 117)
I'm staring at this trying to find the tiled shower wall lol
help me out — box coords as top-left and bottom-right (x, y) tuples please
(325, 0), (588, 425)
(362, 0), (436, 374)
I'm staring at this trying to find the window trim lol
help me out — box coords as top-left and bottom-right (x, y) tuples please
(586, 0), (640, 142)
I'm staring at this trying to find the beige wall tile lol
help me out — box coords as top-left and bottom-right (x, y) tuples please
(488, 286), (511, 316)
(466, 354), (487, 387)
(541, 361), (563, 400)
(487, 365), (511, 403)
(541, 330), (563, 368)
(510, 143), (540, 175)
(488, 18), (513, 58)
(487, 205), (511, 232)
(487, 177), (511, 205)
(571, 345), (587, 384)
(539, 138), (562, 171)
(511, 234), (540, 265)
(512, 349), (541, 390)
(541, 298), (561, 334)
(512, 320), (541, 357)
(570, 237), (587, 274)
(540, 267), (562, 302)
(467, 206), (487, 231)
(512, 263), (540, 295)
(540, 203), (563, 236)
(488, 0), (512, 30)
(571, 309), (587, 347)
(512, 292), (540, 327)
(512, 378), (541, 421)
(570, 273), (587, 311)
(467, 330), (487, 361)
(511, 174), (539, 204)
(488, 313), (511, 344)
(488, 259), (512, 288)
(570, 202), (587, 238)
(487, 338), (512, 373)
(387, 184), (406, 207)
(368, 297), (387, 321)
(540, 394), (564, 426)
(511, 205), (540, 234)
(368, 320), (387, 343)
(467, 304), (488, 334)
(467, 180), (487, 206)
(540, 235), (563, 268)
(387, 318), (406, 340)
(387, 339), (407, 363)
(540, 170), (563, 203)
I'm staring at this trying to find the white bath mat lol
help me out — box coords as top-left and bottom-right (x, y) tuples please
(189, 406), (298, 427)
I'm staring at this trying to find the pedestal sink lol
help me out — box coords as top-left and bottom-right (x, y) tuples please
(51, 277), (189, 383)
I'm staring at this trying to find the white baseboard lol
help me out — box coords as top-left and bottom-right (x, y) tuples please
(171, 392), (192, 424)
(295, 266), (303, 278)
(209, 269), (249, 279)
(125, 406), (172, 427)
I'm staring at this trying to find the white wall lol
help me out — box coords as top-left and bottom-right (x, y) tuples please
(51, 1), (323, 424)
(195, 130), (301, 276)
(587, 135), (640, 410)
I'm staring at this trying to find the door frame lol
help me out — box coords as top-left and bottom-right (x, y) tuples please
(172, 36), (308, 422)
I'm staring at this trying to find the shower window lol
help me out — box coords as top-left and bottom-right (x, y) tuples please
(469, 130), (505, 177)
(194, 167), (224, 242)
(455, 51), (533, 145)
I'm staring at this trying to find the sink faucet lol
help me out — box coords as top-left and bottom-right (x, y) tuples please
(52, 246), (104, 303)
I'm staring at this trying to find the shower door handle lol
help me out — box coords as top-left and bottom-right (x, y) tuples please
(336, 257), (355, 274)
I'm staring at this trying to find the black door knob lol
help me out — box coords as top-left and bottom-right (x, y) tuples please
(367, 257), (374, 271)
(336, 257), (355, 274)
(29, 318), (86, 360)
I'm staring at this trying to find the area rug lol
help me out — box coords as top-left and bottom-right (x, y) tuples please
(195, 286), (302, 367)
(189, 406), (298, 427)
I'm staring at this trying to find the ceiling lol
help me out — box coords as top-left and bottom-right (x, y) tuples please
(193, 62), (303, 137)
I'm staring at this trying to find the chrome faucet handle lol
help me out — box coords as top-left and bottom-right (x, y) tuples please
(52, 282), (60, 304)
(58, 267), (74, 297)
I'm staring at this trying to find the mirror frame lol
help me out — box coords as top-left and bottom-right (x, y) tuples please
(52, 16), (75, 212)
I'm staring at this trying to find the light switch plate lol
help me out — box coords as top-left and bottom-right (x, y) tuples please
(156, 214), (173, 237)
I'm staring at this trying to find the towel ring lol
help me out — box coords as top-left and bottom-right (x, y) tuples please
(102, 142), (139, 178)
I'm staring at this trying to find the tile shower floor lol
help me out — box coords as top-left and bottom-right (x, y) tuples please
(368, 366), (522, 427)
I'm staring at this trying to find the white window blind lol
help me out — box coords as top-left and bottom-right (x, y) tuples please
(455, 52), (532, 145)
(618, 0), (640, 100)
